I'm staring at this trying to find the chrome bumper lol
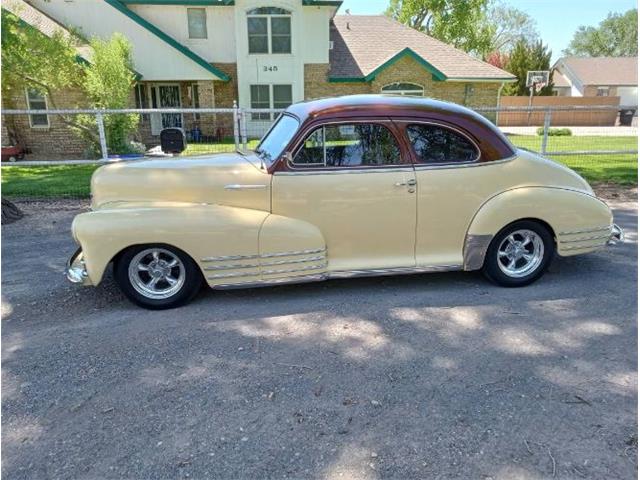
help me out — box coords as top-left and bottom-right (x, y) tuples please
(607, 224), (625, 245)
(65, 247), (89, 284)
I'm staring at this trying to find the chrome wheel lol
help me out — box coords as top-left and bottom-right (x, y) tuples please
(497, 229), (545, 278)
(128, 248), (185, 300)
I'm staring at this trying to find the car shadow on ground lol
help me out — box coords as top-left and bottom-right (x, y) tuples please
(1, 202), (637, 479)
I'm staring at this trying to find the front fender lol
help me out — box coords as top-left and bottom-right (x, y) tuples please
(464, 187), (613, 269)
(72, 202), (269, 286)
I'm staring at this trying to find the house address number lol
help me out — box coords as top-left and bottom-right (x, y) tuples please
(263, 66), (279, 72)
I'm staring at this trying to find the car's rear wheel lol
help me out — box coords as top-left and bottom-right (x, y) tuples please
(114, 245), (202, 309)
(482, 220), (554, 287)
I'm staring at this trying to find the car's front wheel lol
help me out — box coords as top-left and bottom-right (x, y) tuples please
(482, 220), (554, 287)
(114, 244), (202, 309)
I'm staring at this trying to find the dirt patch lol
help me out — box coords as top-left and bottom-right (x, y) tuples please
(592, 183), (638, 203)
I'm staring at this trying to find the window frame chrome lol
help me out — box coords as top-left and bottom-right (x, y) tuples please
(282, 118), (411, 173)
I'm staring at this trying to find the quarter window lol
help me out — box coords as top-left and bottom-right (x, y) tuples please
(187, 8), (207, 39)
(293, 123), (402, 168)
(407, 124), (479, 164)
(247, 7), (291, 54)
(25, 88), (49, 128)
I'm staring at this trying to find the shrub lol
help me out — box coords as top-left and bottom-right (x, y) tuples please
(536, 127), (572, 136)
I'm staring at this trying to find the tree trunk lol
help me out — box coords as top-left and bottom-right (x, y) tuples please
(2, 198), (23, 225)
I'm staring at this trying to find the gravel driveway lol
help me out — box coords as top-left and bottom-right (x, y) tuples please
(2, 198), (637, 480)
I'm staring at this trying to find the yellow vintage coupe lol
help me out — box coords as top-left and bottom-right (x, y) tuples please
(66, 95), (624, 309)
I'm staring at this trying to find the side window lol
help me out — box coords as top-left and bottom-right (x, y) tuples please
(407, 124), (479, 164)
(293, 124), (402, 168)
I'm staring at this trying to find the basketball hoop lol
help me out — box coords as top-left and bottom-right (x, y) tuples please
(534, 82), (544, 93)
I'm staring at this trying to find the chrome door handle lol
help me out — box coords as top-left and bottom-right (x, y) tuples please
(394, 179), (416, 187)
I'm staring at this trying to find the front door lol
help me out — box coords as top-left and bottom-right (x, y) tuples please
(272, 121), (417, 272)
(150, 85), (183, 135)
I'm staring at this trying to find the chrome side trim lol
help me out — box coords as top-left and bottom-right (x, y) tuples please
(263, 263), (327, 276)
(202, 253), (260, 262)
(273, 167), (414, 176)
(463, 234), (493, 271)
(224, 184), (268, 190)
(558, 225), (611, 236)
(202, 248), (326, 263)
(328, 264), (462, 279)
(412, 154), (518, 172)
(559, 243), (607, 251)
(212, 274), (326, 290)
(559, 233), (612, 244)
(261, 248), (326, 258)
(207, 270), (260, 280)
(203, 255), (326, 271)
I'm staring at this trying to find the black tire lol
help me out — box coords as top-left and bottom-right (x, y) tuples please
(114, 244), (203, 309)
(482, 220), (554, 287)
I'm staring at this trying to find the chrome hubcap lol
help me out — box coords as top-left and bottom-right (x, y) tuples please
(128, 248), (185, 300)
(497, 229), (544, 278)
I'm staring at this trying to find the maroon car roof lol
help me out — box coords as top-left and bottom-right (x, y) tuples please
(285, 95), (516, 160)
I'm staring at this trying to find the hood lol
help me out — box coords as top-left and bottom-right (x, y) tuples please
(91, 153), (271, 211)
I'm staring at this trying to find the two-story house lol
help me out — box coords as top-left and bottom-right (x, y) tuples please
(4, 0), (515, 158)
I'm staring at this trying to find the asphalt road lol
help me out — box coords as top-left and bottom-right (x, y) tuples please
(2, 199), (637, 480)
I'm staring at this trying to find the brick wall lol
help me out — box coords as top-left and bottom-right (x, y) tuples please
(303, 57), (502, 109)
(2, 87), (92, 160)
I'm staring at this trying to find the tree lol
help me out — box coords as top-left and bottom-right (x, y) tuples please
(503, 39), (554, 96)
(482, 1), (538, 56)
(1, 8), (88, 145)
(386, 0), (493, 56)
(74, 34), (140, 155)
(563, 9), (637, 57)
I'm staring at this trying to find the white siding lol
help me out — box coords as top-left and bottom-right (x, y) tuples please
(128, 5), (236, 63)
(30, 0), (225, 81)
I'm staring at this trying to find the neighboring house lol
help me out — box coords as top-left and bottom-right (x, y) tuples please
(1, 0), (95, 158)
(5, 0), (515, 158)
(552, 57), (638, 106)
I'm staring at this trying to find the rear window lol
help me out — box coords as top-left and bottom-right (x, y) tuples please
(407, 124), (479, 164)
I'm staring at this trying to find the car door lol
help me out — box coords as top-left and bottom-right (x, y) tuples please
(403, 121), (505, 267)
(271, 120), (417, 272)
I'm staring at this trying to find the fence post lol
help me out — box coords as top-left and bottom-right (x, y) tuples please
(95, 112), (108, 161)
(232, 100), (239, 151)
(240, 108), (248, 151)
(541, 109), (552, 155)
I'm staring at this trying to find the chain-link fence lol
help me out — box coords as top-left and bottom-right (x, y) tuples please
(1, 104), (637, 199)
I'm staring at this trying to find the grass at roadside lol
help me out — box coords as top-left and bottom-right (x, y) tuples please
(508, 135), (637, 184)
(2, 164), (100, 198)
(1, 135), (637, 197)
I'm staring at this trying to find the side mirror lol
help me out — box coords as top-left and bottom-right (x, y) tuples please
(160, 127), (187, 154)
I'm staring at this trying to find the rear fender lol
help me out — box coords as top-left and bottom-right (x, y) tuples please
(464, 187), (613, 269)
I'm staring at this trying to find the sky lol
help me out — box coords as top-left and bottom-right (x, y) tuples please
(336, 0), (638, 63)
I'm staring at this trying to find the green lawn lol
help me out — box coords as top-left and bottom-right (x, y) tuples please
(1, 164), (99, 198)
(508, 135), (638, 184)
(2, 136), (637, 198)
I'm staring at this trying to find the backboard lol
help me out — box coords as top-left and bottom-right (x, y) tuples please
(526, 70), (550, 87)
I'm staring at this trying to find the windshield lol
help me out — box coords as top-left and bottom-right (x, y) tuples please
(255, 114), (300, 167)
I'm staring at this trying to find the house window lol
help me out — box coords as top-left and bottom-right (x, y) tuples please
(134, 84), (149, 120)
(381, 82), (424, 97)
(596, 87), (610, 97)
(187, 8), (207, 39)
(247, 7), (291, 54)
(190, 83), (200, 121)
(250, 84), (292, 120)
(25, 88), (49, 128)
